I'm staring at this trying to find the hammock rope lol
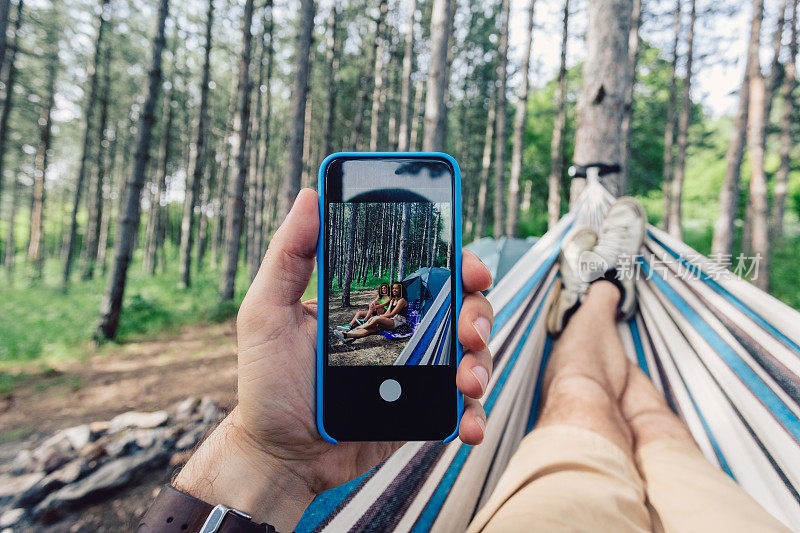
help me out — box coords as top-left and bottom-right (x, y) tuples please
(298, 179), (800, 532)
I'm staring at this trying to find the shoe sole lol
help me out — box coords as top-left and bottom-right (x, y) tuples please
(610, 197), (646, 322)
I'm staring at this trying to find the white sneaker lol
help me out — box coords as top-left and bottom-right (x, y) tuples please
(336, 324), (352, 331)
(547, 227), (598, 335)
(592, 197), (646, 321)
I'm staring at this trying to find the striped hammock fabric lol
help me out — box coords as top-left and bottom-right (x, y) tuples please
(394, 279), (453, 366)
(298, 179), (800, 532)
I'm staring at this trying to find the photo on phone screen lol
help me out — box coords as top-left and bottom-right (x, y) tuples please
(325, 158), (454, 367)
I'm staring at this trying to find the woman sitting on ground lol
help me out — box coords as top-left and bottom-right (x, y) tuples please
(334, 282), (408, 343)
(337, 283), (390, 332)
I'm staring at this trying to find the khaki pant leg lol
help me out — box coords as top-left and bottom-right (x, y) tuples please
(468, 425), (652, 533)
(635, 439), (791, 533)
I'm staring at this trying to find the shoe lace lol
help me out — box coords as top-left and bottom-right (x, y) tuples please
(594, 223), (630, 268)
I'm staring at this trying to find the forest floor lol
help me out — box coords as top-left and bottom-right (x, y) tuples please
(327, 289), (408, 366)
(0, 321), (239, 531)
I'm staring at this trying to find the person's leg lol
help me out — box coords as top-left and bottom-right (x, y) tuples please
(349, 309), (369, 327)
(469, 281), (651, 532)
(344, 317), (393, 339)
(621, 362), (791, 532)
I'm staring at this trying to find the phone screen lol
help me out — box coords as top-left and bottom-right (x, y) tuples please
(320, 155), (460, 441)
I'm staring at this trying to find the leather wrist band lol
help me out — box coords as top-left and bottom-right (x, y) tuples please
(137, 484), (277, 533)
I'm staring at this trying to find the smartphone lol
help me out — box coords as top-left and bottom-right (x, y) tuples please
(316, 152), (463, 442)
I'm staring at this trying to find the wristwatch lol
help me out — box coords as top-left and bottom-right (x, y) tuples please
(137, 485), (278, 533)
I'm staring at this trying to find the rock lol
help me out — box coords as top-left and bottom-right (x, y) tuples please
(198, 397), (221, 424)
(88, 420), (110, 436)
(175, 426), (204, 451)
(79, 439), (107, 462)
(171, 396), (199, 422)
(33, 447), (168, 520)
(9, 450), (34, 475)
(31, 433), (74, 473)
(108, 410), (168, 433)
(11, 458), (89, 508)
(60, 425), (91, 450)
(0, 472), (44, 503)
(0, 508), (24, 528)
(104, 432), (138, 458)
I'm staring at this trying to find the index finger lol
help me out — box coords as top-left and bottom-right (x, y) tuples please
(462, 249), (492, 293)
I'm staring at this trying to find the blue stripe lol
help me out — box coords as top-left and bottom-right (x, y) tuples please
(629, 319), (650, 378)
(526, 335), (554, 433)
(648, 231), (800, 356)
(406, 293), (451, 365)
(491, 225), (572, 335)
(297, 471), (370, 532)
(639, 259), (800, 443)
(411, 277), (556, 532)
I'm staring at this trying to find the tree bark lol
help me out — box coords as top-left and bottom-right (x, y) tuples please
(505, 0), (536, 237)
(0, 0), (11, 75)
(397, 0), (417, 151)
(618, 0), (642, 194)
(409, 74), (424, 150)
(219, 0), (256, 301)
(711, 0), (763, 258)
(178, 0), (213, 288)
(277, 0), (315, 224)
(492, 0), (510, 237)
(341, 203), (358, 306)
(369, 0), (389, 151)
(661, 0), (680, 231)
(321, 0), (340, 158)
(62, 0), (110, 287)
(28, 37), (58, 280)
(397, 203), (410, 280)
(547, 0), (570, 229)
(422, 0), (451, 151)
(571, 0), (633, 201)
(96, 0), (170, 340)
(475, 92), (495, 239)
(0, 0), (22, 230)
(772, 0), (798, 238)
(3, 173), (17, 274)
(82, 47), (111, 280)
(667, 0), (696, 239)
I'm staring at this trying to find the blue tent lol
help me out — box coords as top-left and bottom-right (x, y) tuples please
(401, 267), (450, 317)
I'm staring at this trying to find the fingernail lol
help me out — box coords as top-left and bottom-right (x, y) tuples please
(473, 317), (492, 345)
(470, 366), (489, 395)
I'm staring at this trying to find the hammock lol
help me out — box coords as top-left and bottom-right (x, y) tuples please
(299, 178), (800, 532)
(394, 280), (453, 366)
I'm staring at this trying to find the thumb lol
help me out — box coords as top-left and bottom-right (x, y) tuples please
(244, 188), (319, 311)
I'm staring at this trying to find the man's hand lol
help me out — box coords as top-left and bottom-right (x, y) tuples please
(174, 189), (494, 531)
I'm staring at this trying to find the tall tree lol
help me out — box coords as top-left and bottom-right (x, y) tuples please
(661, 0), (681, 231)
(397, 0), (417, 151)
(0, 0), (22, 222)
(505, 0), (536, 237)
(422, 0), (451, 151)
(219, 0), (256, 301)
(62, 0), (111, 287)
(0, 0), (10, 73)
(773, 0), (798, 238)
(571, 0), (633, 200)
(492, 0), (510, 237)
(96, 0), (170, 340)
(3, 174), (17, 274)
(341, 203), (358, 306)
(667, 0), (696, 238)
(618, 0), (642, 194)
(369, 0), (389, 150)
(178, 0), (214, 288)
(28, 24), (59, 280)
(711, 0), (763, 257)
(277, 0), (315, 223)
(547, 0), (570, 229)
(321, 0), (341, 158)
(474, 91), (495, 238)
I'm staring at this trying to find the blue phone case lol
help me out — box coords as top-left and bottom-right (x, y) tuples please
(316, 151), (464, 444)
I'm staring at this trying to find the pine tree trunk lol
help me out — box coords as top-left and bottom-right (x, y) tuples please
(618, 0), (642, 194)
(0, 0), (22, 231)
(397, 0), (416, 152)
(492, 0), (510, 237)
(505, 0), (535, 237)
(475, 92), (495, 239)
(422, 0), (451, 151)
(548, 0), (570, 229)
(96, 0), (170, 340)
(82, 48), (111, 280)
(97, 121), (121, 275)
(178, 0), (213, 288)
(409, 75), (424, 151)
(62, 0), (110, 287)
(667, 0), (695, 239)
(278, 0), (315, 223)
(322, 0), (340, 158)
(3, 174), (17, 274)
(661, 0), (680, 231)
(0, 0), (11, 73)
(342, 203), (358, 306)
(369, 0), (389, 151)
(258, 9), (276, 257)
(219, 0), (256, 301)
(397, 203), (410, 280)
(772, 0), (797, 238)
(571, 0), (633, 200)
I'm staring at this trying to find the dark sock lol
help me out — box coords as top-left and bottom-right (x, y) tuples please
(592, 268), (625, 316)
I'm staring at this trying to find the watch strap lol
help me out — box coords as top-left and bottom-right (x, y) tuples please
(137, 485), (277, 533)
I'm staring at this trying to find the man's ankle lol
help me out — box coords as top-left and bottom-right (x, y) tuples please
(585, 279), (622, 311)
